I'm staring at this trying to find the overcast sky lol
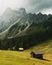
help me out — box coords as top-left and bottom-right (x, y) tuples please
(0, 0), (52, 15)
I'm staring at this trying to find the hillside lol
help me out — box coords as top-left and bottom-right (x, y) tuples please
(0, 39), (52, 65)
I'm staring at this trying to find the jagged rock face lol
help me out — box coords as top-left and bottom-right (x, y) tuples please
(0, 8), (52, 40)
(0, 8), (27, 32)
(0, 8), (31, 39)
(18, 8), (26, 15)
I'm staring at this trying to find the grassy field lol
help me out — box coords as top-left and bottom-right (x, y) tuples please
(0, 40), (52, 65)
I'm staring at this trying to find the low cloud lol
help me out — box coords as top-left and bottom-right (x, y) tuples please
(25, 0), (52, 14)
(0, 0), (52, 15)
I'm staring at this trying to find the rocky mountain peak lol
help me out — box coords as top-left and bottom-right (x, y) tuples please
(18, 8), (26, 15)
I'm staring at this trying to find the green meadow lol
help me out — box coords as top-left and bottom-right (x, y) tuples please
(0, 40), (52, 65)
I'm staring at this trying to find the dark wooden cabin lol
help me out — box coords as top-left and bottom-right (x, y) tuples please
(31, 50), (44, 59)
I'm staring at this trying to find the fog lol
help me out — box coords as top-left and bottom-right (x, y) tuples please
(0, 0), (52, 15)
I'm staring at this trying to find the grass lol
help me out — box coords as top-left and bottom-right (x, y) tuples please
(0, 40), (52, 65)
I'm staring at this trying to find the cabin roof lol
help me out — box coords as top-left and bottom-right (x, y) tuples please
(31, 50), (44, 54)
(19, 48), (24, 50)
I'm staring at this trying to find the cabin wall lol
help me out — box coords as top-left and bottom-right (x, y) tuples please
(31, 52), (43, 59)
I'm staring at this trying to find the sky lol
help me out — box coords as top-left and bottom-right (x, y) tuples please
(0, 0), (52, 15)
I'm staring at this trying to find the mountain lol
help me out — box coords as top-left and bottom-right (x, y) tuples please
(0, 8), (52, 50)
(0, 8), (27, 32)
(0, 8), (31, 39)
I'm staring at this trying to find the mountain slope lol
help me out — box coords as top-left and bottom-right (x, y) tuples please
(0, 8), (52, 50)
(0, 8), (27, 32)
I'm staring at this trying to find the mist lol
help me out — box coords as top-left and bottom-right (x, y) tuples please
(0, 0), (52, 15)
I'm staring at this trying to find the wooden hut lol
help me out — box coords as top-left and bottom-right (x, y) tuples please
(31, 50), (44, 59)
(18, 48), (24, 51)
